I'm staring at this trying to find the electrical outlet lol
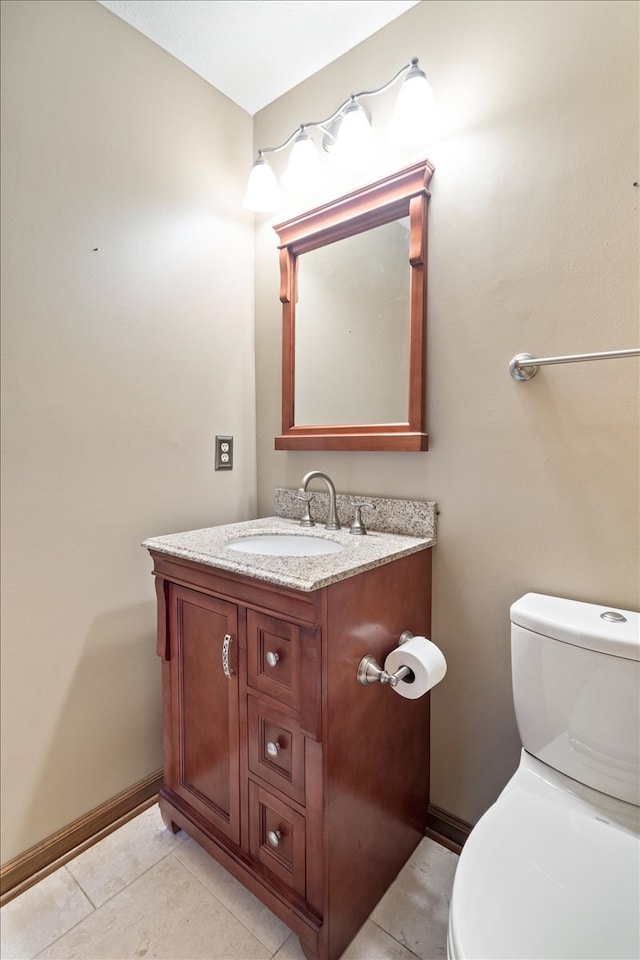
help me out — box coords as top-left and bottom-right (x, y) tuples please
(215, 435), (233, 470)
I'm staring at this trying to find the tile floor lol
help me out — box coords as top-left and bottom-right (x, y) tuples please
(1, 804), (458, 960)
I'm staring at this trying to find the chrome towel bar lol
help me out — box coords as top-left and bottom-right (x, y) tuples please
(509, 348), (640, 381)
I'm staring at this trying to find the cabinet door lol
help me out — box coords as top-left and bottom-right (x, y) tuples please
(168, 584), (240, 844)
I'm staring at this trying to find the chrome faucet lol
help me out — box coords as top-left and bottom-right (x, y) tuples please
(299, 471), (340, 530)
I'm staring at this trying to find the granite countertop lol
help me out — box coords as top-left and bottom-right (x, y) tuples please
(143, 516), (435, 592)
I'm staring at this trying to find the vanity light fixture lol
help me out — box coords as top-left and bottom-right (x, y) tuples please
(242, 58), (434, 212)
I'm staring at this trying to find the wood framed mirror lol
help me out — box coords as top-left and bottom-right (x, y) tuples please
(273, 159), (434, 451)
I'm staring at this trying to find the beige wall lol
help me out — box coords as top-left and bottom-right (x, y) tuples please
(1, 0), (256, 861)
(254, 0), (640, 823)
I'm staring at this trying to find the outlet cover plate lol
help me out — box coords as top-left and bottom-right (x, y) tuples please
(215, 435), (233, 470)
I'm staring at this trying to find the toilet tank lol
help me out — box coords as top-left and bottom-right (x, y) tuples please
(510, 593), (640, 806)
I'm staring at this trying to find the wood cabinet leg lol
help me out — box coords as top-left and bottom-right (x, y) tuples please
(299, 940), (319, 960)
(159, 801), (181, 834)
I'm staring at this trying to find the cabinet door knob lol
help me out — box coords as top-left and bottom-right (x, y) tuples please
(222, 634), (234, 679)
(267, 829), (281, 848)
(265, 651), (279, 668)
(266, 740), (281, 758)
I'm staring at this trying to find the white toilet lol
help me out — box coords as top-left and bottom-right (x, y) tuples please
(447, 592), (640, 960)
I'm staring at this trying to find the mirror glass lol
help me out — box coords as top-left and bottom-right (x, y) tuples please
(294, 218), (410, 426)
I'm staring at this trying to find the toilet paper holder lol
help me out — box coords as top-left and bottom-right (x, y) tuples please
(357, 630), (416, 687)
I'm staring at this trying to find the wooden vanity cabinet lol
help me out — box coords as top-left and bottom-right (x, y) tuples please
(149, 546), (432, 960)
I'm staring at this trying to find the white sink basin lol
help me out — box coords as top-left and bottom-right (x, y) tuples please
(227, 534), (344, 557)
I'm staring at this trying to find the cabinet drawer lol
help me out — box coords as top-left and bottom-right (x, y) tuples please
(247, 696), (305, 805)
(247, 610), (302, 710)
(248, 781), (306, 896)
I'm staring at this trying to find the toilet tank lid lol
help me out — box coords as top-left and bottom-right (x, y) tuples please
(510, 593), (639, 661)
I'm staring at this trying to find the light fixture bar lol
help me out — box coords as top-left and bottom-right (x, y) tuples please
(256, 59), (418, 158)
(243, 58), (433, 211)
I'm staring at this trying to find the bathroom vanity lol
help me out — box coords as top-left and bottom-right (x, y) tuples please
(144, 502), (436, 960)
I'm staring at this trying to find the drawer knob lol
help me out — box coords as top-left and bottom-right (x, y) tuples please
(266, 739), (281, 758)
(265, 651), (279, 668)
(267, 829), (281, 848)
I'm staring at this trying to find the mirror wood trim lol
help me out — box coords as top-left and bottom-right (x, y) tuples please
(273, 160), (434, 452)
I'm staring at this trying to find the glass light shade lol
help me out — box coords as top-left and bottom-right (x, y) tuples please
(330, 101), (374, 171)
(386, 67), (435, 146)
(242, 156), (281, 212)
(281, 131), (326, 193)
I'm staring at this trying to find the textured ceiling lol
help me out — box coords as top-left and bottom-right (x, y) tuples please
(97, 0), (421, 115)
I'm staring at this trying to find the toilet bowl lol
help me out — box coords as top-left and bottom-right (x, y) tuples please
(447, 593), (640, 960)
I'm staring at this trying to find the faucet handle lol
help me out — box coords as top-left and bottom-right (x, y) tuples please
(350, 501), (375, 536)
(295, 491), (315, 527)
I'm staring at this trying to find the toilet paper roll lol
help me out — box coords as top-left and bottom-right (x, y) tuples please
(383, 636), (447, 700)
